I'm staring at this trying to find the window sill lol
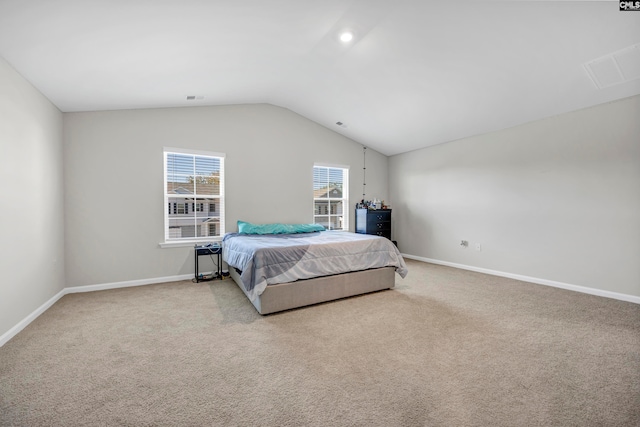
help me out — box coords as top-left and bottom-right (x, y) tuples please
(159, 239), (222, 249)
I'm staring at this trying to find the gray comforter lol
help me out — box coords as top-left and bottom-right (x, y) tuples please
(222, 231), (408, 301)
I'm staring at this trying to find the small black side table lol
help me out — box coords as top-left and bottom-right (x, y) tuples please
(194, 244), (222, 282)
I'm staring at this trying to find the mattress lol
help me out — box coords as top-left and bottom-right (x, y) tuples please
(222, 231), (408, 302)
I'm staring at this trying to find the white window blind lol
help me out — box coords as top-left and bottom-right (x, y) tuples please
(313, 165), (349, 231)
(164, 148), (225, 242)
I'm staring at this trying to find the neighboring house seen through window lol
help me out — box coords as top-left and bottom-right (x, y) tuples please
(164, 148), (225, 242)
(313, 164), (348, 231)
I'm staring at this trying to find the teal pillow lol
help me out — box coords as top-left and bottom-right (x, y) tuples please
(237, 221), (325, 235)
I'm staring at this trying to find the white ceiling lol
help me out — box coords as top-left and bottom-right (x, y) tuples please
(0, 0), (639, 156)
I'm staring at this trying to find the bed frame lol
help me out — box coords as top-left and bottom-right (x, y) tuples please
(228, 267), (396, 314)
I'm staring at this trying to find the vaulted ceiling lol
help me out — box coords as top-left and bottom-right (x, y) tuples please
(1, 0), (639, 156)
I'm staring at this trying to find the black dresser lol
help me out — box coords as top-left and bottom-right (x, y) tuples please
(355, 208), (391, 240)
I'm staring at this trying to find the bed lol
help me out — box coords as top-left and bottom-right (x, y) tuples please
(222, 227), (408, 314)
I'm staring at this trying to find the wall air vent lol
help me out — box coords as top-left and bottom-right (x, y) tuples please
(584, 43), (640, 89)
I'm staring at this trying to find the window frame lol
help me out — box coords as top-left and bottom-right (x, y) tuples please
(161, 147), (225, 247)
(313, 163), (349, 231)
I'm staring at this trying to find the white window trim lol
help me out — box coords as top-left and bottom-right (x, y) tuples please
(164, 146), (226, 158)
(161, 147), (225, 247)
(314, 162), (350, 170)
(313, 163), (349, 231)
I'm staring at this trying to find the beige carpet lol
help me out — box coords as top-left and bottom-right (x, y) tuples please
(1, 259), (639, 426)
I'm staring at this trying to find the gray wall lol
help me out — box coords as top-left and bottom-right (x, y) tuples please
(0, 57), (65, 337)
(63, 104), (388, 288)
(389, 95), (640, 297)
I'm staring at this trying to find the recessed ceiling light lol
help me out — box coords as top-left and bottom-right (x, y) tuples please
(339, 31), (354, 43)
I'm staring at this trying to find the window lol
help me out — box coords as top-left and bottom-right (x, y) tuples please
(164, 148), (225, 243)
(313, 164), (348, 230)
(176, 203), (187, 215)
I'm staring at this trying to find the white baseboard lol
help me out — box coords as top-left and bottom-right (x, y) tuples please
(0, 289), (66, 347)
(65, 274), (194, 294)
(0, 273), (195, 347)
(402, 253), (640, 305)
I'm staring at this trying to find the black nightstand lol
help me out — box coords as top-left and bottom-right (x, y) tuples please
(194, 244), (222, 282)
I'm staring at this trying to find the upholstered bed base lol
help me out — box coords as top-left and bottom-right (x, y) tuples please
(228, 267), (395, 315)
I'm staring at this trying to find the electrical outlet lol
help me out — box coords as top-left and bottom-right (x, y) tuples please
(475, 243), (482, 251)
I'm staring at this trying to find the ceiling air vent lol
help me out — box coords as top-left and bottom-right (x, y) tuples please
(584, 43), (640, 89)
